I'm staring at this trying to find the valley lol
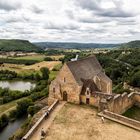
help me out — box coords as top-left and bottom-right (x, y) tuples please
(0, 39), (140, 140)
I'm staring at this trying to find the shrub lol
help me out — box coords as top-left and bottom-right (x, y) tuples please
(27, 105), (41, 116)
(44, 57), (54, 61)
(16, 99), (34, 117)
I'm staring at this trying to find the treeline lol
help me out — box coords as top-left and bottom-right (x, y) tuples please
(0, 67), (50, 81)
(0, 70), (17, 80)
(0, 58), (38, 65)
(0, 88), (30, 104)
(96, 48), (140, 92)
(97, 54), (130, 85)
(119, 48), (140, 67)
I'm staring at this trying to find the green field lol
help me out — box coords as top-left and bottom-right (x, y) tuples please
(12, 54), (46, 61)
(49, 71), (58, 81)
(12, 54), (64, 61)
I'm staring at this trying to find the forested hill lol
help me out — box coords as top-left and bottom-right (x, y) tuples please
(0, 39), (42, 52)
(34, 42), (119, 49)
(121, 40), (140, 49)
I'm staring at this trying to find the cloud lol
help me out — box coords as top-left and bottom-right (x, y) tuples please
(44, 21), (80, 30)
(97, 8), (134, 18)
(75, 0), (101, 11)
(75, 0), (136, 18)
(78, 16), (111, 23)
(0, 0), (22, 11)
(116, 19), (137, 25)
(0, 0), (140, 43)
(30, 5), (44, 14)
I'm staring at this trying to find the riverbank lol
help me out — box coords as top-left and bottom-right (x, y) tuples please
(0, 97), (28, 116)
(0, 116), (28, 140)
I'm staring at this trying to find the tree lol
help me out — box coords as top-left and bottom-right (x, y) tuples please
(0, 114), (9, 129)
(9, 110), (17, 119)
(34, 73), (41, 81)
(16, 98), (33, 117)
(40, 67), (50, 80)
(130, 71), (140, 87)
(27, 105), (41, 116)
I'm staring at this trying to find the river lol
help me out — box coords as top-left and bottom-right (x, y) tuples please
(0, 117), (27, 140)
(0, 80), (35, 140)
(0, 81), (36, 92)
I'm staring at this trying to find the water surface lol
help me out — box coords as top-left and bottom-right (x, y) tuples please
(0, 117), (27, 140)
(0, 81), (36, 92)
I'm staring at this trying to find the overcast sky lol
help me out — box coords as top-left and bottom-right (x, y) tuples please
(0, 0), (140, 43)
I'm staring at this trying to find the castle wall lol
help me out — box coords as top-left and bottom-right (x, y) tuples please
(106, 93), (139, 114)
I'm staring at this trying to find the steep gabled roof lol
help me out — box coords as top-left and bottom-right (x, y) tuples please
(66, 55), (109, 85)
(80, 79), (101, 96)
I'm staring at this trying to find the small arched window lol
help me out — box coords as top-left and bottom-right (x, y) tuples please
(64, 77), (66, 82)
(53, 87), (55, 93)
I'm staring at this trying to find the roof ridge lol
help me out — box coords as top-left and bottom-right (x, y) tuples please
(66, 55), (96, 65)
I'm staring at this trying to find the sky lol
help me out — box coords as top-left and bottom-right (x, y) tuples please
(0, 0), (140, 43)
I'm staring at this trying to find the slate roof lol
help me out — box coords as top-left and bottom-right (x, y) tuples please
(80, 79), (101, 96)
(66, 55), (111, 85)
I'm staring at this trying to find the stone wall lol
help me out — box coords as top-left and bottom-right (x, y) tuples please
(80, 92), (113, 107)
(80, 95), (100, 107)
(49, 64), (81, 104)
(94, 76), (112, 94)
(100, 92), (140, 114)
(99, 110), (140, 131)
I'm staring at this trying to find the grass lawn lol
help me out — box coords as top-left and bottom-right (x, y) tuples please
(0, 97), (28, 116)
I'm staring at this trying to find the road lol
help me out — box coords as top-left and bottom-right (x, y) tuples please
(114, 59), (133, 68)
(30, 101), (65, 140)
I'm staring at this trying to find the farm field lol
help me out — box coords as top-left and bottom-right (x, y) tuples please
(0, 61), (62, 75)
(46, 103), (140, 140)
(23, 61), (62, 71)
(11, 54), (64, 61)
(11, 54), (46, 61)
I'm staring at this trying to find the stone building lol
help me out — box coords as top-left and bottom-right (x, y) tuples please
(49, 56), (112, 105)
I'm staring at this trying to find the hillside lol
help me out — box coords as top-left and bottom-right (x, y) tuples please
(34, 42), (119, 49)
(0, 39), (42, 52)
(121, 40), (140, 49)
